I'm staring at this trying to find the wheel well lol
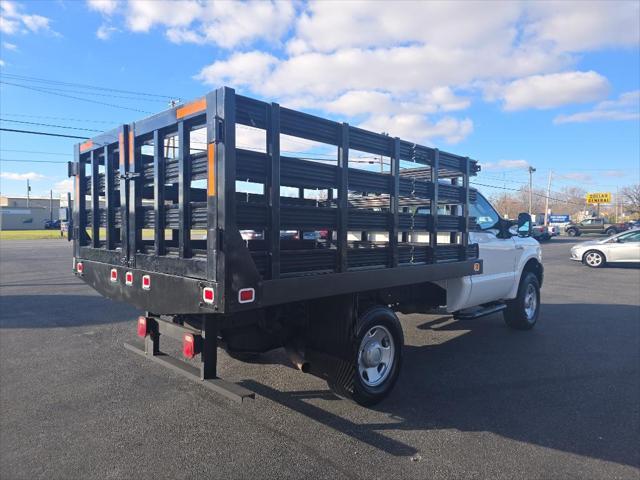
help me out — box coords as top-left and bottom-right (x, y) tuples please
(522, 258), (543, 287)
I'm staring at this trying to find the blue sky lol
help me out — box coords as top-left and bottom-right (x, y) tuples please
(1, 0), (638, 201)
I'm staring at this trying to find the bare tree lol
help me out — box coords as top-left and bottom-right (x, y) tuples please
(621, 184), (640, 215)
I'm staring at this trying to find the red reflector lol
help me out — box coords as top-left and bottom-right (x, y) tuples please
(76, 262), (84, 274)
(183, 333), (196, 358)
(202, 287), (215, 304)
(137, 316), (148, 337)
(238, 288), (255, 304)
(142, 275), (151, 290)
(125, 272), (133, 286)
(110, 269), (118, 282)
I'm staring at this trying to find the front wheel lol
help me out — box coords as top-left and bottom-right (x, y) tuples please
(503, 272), (540, 330)
(327, 306), (404, 407)
(583, 250), (606, 268)
(566, 228), (578, 237)
(605, 228), (617, 236)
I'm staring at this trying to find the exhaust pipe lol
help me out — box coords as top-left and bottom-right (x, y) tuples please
(285, 343), (310, 373)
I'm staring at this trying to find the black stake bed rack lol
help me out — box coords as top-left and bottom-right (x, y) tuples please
(71, 86), (481, 316)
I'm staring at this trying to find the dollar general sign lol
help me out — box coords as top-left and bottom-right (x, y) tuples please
(586, 192), (611, 204)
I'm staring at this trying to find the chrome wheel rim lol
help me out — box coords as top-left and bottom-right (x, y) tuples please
(357, 325), (395, 387)
(585, 252), (602, 267)
(523, 283), (537, 321)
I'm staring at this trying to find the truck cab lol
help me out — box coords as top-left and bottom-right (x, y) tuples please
(439, 192), (543, 326)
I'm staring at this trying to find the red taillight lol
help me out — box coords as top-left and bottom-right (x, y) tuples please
(76, 262), (84, 274)
(125, 272), (133, 286)
(137, 316), (148, 337)
(110, 269), (118, 282)
(142, 275), (150, 290)
(183, 333), (196, 358)
(238, 288), (255, 304)
(202, 287), (215, 304)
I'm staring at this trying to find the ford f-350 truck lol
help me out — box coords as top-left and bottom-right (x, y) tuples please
(69, 87), (542, 406)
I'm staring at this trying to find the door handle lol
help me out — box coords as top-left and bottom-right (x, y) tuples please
(515, 245), (524, 250)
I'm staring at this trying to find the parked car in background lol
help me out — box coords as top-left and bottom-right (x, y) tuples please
(564, 218), (628, 237)
(531, 225), (552, 241)
(44, 219), (61, 229)
(570, 229), (640, 267)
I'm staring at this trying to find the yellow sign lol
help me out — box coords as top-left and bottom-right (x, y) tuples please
(586, 192), (611, 204)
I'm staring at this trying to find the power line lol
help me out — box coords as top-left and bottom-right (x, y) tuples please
(0, 73), (176, 100)
(0, 81), (153, 114)
(0, 158), (68, 164)
(471, 181), (584, 206)
(0, 128), (88, 140)
(1, 113), (120, 124)
(1, 149), (72, 156)
(0, 118), (103, 132)
(1, 80), (169, 104)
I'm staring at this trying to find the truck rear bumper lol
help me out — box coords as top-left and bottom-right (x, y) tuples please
(76, 260), (218, 315)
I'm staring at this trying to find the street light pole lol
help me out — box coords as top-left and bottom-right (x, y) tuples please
(528, 166), (536, 215)
(544, 170), (552, 226)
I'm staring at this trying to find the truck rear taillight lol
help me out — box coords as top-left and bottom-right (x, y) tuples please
(202, 287), (215, 304)
(183, 333), (196, 358)
(125, 272), (133, 286)
(137, 316), (148, 337)
(238, 288), (255, 304)
(76, 262), (84, 274)
(110, 269), (118, 282)
(142, 275), (151, 290)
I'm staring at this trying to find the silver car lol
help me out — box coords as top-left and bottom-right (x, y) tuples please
(570, 228), (640, 268)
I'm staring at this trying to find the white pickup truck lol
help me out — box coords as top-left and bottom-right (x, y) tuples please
(440, 192), (543, 330)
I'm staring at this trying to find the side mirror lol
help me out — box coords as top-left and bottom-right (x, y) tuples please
(517, 212), (532, 237)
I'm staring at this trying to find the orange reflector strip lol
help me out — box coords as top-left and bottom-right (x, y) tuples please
(79, 140), (93, 152)
(207, 143), (216, 196)
(119, 132), (125, 166)
(129, 131), (135, 167)
(176, 98), (206, 119)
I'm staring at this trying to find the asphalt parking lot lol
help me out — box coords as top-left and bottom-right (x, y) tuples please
(1, 237), (638, 479)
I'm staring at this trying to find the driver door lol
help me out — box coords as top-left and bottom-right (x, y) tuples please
(467, 194), (517, 305)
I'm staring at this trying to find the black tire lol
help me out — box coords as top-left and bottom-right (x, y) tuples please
(503, 272), (540, 330)
(605, 228), (617, 236)
(327, 306), (404, 407)
(566, 228), (578, 237)
(583, 249), (606, 268)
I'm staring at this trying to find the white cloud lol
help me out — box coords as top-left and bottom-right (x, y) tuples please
(96, 0), (295, 48)
(482, 160), (530, 171)
(554, 90), (640, 124)
(0, 1), (56, 36)
(499, 71), (609, 111)
(525, 1), (640, 52)
(53, 178), (74, 194)
(0, 171), (45, 181)
(87, 1), (639, 144)
(0, 59), (5, 67)
(196, 51), (278, 89)
(602, 170), (626, 178)
(87, 0), (120, 15)
(2, 41), (17, 51)
(96, 23), (117, 40)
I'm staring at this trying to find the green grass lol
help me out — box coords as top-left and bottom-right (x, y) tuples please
(0, 230), (67, 240)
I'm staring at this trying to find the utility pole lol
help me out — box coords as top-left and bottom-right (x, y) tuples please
(26, 179), (30, 207)
(49, 189), (53, 221)
(528, 166), (536, 215)
(544, 170), (552, 226)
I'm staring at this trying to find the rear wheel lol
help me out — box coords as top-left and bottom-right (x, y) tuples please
(566, 228), (578, 237)
(503, 272), (540, 330)
(327, 306), (403, 407)
(583, 250), (606, 268)
(605, 228), (617, 236)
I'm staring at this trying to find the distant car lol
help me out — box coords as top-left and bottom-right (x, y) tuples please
(570, 228), (640, 267)
(531, 225), (552, 241)
(565, 218), (627, 237)
(44, 219), (61, 229)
